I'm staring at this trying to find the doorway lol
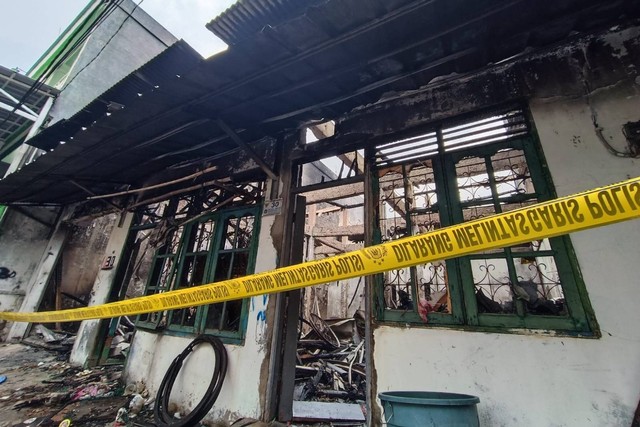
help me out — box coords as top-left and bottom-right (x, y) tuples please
(282, 148), (369, 425)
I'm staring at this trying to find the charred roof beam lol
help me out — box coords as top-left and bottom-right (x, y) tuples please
(69, 180), (123, 211)
(216, 119), (278, 180)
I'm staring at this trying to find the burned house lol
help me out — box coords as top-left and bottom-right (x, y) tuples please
(0, 0), (177, 339)
(1, 0), (640, 425)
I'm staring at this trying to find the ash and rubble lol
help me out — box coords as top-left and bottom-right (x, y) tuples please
(0, 342), (128, 427)
(0, 324), (150, 427)
(294, 312), (366, 405)
(0, 338), (363, 427)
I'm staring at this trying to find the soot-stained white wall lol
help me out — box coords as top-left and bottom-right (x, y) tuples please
(373, 90), (640, 426)
(124, 215), (277, 423)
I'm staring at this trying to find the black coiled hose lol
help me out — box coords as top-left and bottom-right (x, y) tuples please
(154, 335), (228, 427)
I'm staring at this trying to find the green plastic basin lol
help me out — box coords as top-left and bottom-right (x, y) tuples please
(379, 391), (480, 427)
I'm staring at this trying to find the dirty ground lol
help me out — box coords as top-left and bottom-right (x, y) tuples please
(0, 343), (364, 427)
(0, 343), (126, 427)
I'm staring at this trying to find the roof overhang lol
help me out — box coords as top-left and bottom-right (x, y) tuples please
(0, 0), (638, 207)
(206, 0), (325, 46)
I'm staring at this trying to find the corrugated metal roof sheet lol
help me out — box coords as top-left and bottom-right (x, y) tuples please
(0, 41), (205, 205)
(26, 41), (203, 152)
(0, 0), (638, 206)
(206, 0), (325, 45)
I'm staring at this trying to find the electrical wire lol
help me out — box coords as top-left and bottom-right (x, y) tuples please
(582, 66), (635, 158)
(0, 0), (124, 130)
(63, 0), (146, 89)
(36, 0), (123, 84)
(154, 335), (228, 427)
(592, 115), (634, 158)
(113, 0), (171, 47)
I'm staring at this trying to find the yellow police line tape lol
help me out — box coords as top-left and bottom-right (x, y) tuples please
(2, 177), (640, 323)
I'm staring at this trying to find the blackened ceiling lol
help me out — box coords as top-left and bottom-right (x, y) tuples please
(0, 0), (638, 206)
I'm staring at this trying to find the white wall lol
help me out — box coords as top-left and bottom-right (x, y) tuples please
(124, 215), (277, 423)
(69, 213), (133, 366)
(372, 92), (640, 426)
(47, 0), (177, 124)
(0, 208), (58, 335)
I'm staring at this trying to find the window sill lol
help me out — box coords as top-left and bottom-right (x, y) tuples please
(135, 324), (246, 346)
(374, 319), (600, 339)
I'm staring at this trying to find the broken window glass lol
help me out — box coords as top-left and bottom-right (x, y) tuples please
(378, 160), (451, 318)
(374, 106), (591, 333)
(204, 214), (254, 333)
(136, 194), (260, 341)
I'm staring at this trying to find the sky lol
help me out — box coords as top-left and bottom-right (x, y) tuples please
(0, 0), (237, 73)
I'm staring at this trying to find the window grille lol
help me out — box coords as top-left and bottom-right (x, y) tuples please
(373, 107), (593, 334)
(136, 196), (261, 343)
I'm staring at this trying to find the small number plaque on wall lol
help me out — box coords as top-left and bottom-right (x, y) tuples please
(263, 198), (283, 216)
(101, 255), (116, 270)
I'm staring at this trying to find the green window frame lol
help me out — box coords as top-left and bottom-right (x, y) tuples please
(373, 106), (596, 335)
(137, 205), (261, 344)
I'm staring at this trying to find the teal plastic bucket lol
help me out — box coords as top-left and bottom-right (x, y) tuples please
(379, 391), (480, 427)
